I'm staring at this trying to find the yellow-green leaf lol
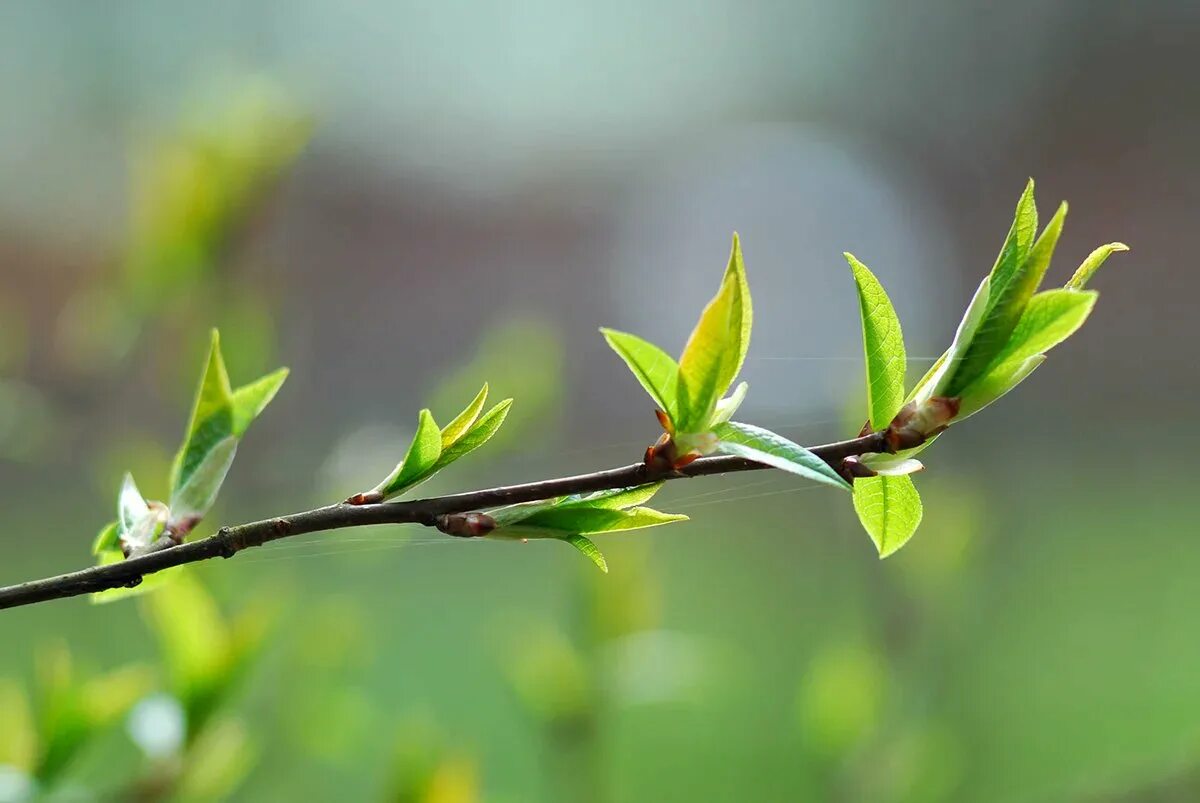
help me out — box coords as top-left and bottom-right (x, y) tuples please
(376, 409), (443, 498)
(230, 368), (289, 437)
(565, 534), (608, 573)
(944, 200), (1067, 396)
(600, 328), (680, 421)
(439, 383), (490, 448)
(1066, 242), (1129, 290)
(992, 289), (1097, 367)
(677, 233), (752, 431)
(436, 398), (512, 468)
(845, 254), (907, 430)
(956, 355), (1045, 421)
(852, 474), (923, 558)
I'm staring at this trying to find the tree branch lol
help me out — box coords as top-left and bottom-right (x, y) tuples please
(0, 432), (887, 610)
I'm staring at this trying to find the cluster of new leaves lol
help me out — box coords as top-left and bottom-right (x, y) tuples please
(355, 384), (512, 502)
(91, 330), (287, 600)
(478, 483), (687, 572)
(602, 235), (849, 491)
(83, 178), (1124, 582)
(844, 180), (1126, 556)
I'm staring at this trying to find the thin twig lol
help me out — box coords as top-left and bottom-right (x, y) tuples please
(0, 432), (887, 610)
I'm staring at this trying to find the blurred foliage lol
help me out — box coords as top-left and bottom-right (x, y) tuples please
(54, 74), (310, 377)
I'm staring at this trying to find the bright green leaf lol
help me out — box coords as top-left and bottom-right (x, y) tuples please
(435, 399), (513, 469)
(677, 234), (752, 431)
(1066, 242), (1128, 290)
(518, 505), (687, 535)
(375, 409), (443, 498)
(710, 381), (748, 427)
(845, 253), (907, 429)
(713, 421), (850, 491)
(988, 178), (1039, 296)
(944, 200), (1067, 396)
(170, 436), (238, 526)
(565, 534), (608, 573)
(852, 474), (923, 558)
(91, 521), (119, 556)
(600, 328), (680, 421)
(992, 289), (1097, 367)
(557, 483), (665, 511)
(230, 367), (289, 437)
(956, 355), (1045, 421)
(439, 383), (489, 448)
(166, 329), (287, 527)
(169, 331), (234, 497)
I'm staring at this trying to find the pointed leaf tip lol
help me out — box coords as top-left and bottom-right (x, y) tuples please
(565, 533), (608, 573)
(1066, 242), (1129, 290)
(676, 236), (753, 431)
(844, 253), (907, 430)
(440, 382), (490, 448)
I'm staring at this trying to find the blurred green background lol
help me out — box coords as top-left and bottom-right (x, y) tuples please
(0, 2), (1195, 801)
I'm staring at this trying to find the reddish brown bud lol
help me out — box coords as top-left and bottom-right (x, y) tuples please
(673, 452), (700, 469)
(346, 491), (384, 506)
(839, 456), (878, 483)
(654, 409), (674, 434)
(436, 512), (496, 538)
(644, 433), (679, 472)
(884, 397), (960, 452)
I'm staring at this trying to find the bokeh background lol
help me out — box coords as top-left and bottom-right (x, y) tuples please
(0, 2), (1196, 801)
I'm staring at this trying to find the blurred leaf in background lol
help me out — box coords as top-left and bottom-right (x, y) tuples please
(54, 73), (311, 377)
(383, 720), (480, 803)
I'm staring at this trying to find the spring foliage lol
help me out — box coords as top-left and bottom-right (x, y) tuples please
(94, 179), (1123, 582)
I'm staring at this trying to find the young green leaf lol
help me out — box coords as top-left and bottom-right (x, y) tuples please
(710, 381), (748, 427)
(486, 482), (686, 570)
(435, 398), (513, 468)
(852, 474), (923, 558)
(991, 289), (1097, 367)
(169, 437), (238, 527)
(1066, 242), (1129, 290)
(845, 254), (907, 430)
(517, 505), (686, 534)
(374, 409), (443, 498)
(440, 383), (490, 448)
(565, 534), (608, 573)
(92, 521), (120, 556)
(676, 234), (752, 432)
(712, 421), (850, 491)
(953, 288), (1097, 421)
(988, 178), (1039, 297)
(956, 355), (1045, 421)
(556, 483), (666, 511)
(600, 328), (680, 420)
(118, 473), (150, 539)
(944, 200), (1067, 396)
(166, 330), (288, 528)
(230, 368), (289, 437)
